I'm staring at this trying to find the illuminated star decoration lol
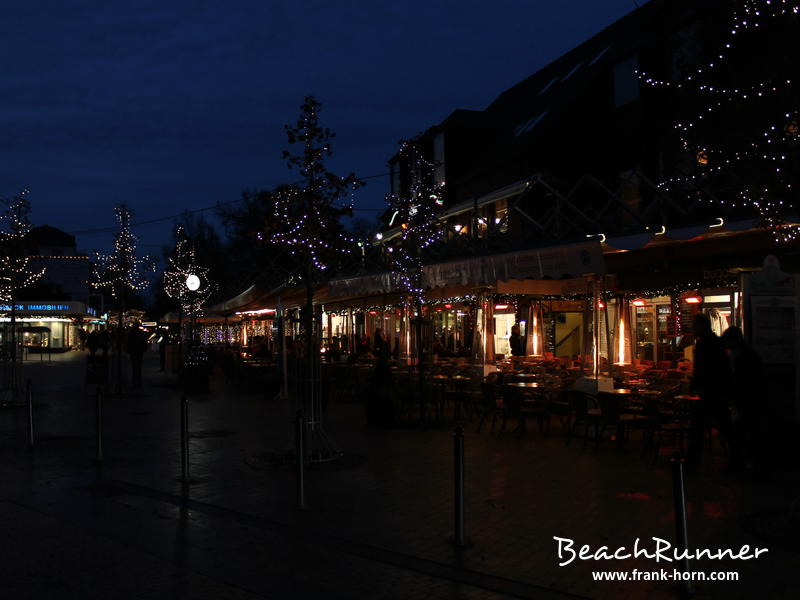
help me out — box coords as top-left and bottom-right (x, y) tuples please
(163, 226), (215, 317)
(0, 190), (46, 302)
(269, 96), (361, 274)
(385, 137), (446, 304)
(640, 0), (800, 243)
(91, 204), (154, 299)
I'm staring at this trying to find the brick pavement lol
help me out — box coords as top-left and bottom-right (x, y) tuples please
(1, 350), (798, 599)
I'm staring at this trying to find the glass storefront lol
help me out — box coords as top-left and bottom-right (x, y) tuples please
(1, 318), (76, 351)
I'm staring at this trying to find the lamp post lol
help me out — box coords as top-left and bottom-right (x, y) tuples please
(185, 274), (200, 346)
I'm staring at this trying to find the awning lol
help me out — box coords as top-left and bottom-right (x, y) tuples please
(440, 179), (530, 219)
(496, 277), (598, 296)
(603, 218), (761, 251)
(422, 241), (605, 288)
(207, 284), (309, 315)
(326, 272), (399, 299)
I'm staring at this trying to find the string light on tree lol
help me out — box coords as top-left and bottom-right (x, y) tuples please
(269, 97), (361, 273)
(0, 191), (46, 303)
(91, 204), (154, 394)
(0, 190), (45, 400)
(92, 205), (153, 299)
(385, 137), (446, 304)
(640, 0), (800, 243)
(163, 226), (214, 318)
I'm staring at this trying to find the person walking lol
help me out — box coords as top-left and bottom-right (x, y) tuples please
(509, 324), (524, 357)
(87, 330), (100, 357)
(373, 328), (386, 358)
(127, 322), (148, 389)
(721, 326), (767, 476)
(687, 313), (731, 472)
(158, 332), (168, 372)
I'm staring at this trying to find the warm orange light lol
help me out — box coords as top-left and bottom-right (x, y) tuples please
(598, 300), (605, 309)
(444, 304), (452, 309)
(632, 299), (646, 307)
(684, 296), (701, 304)
(368, 310), (377, 315)
(494, 304), (509, 310)
(617, 317), (626, 364)
(401, 223), (408, 229)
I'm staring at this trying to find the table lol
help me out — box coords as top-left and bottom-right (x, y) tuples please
(636, 389), (663, 397)
(506, 381), (545, 389)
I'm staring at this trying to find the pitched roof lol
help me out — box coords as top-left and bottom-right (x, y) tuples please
(26, 225), (76, 249)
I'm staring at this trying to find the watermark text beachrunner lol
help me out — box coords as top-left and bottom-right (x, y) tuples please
(553, 536), (768, 567)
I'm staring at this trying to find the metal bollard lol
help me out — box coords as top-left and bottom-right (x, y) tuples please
(96, 387), (103, 463)
(453, 425), (467, 547)
(671, 451), (693, 597)
(296, 409), (306, 510)
(181, 396), (190, 483)
(26, 380), (34, 449)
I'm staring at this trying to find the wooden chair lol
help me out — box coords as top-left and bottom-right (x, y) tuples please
(476, 383), (503, 433)
(565, 390), (601, 448)
(596, 392), (649, 451)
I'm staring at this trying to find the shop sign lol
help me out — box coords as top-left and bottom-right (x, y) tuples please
(0, 301), (89, 313)
(744, 256), (799, 365)
(423, 241), (606, 288)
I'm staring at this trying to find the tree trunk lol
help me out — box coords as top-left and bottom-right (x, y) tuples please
(10, 290), (17, 399)
(304, 268), (314, 415)
(416, 299), (425, 422)
(117, 300), (125, 395)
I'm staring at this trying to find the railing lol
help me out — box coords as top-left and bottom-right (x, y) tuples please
(555, 326), (579, 351)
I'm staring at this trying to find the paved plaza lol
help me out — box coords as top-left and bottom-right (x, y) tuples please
(0, 350), (798, 599)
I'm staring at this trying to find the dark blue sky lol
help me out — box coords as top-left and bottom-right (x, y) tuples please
(2, 0), (640, 253)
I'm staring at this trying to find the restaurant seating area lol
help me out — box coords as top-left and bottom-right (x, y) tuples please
(313, 351), (708, 461)
(211, 341), (718, 463)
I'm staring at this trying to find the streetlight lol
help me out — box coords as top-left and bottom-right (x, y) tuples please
(185, 274), (201, 344)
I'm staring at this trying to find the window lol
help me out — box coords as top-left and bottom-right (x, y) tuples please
(588, 46), (610, 67)
(513, 110), (549, 137)
(671, 25), (702, 82)
(538, 76), (559, 95)
(494, 199), (509, 233)
(613, 54), (639, 107)
(561, 62), (583, 81)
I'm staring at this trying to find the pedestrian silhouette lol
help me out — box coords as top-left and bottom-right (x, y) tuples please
(126, 322), (148, 389)
(687, 313), (731, 471)
(87, 330), (100, 356)
(721, 326), (767, 476)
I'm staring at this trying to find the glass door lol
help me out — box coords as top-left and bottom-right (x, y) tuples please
(635, 305), (656, 363)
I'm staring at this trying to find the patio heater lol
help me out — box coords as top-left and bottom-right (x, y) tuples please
(471, 287), (495, 377)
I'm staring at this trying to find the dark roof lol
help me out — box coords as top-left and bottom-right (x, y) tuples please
(484, 0), (695, 131)
(26, 225), (76, 249)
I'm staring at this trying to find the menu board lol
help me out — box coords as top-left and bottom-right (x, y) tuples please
(750, 296), (796, 365)
(544, 315), (556, 355)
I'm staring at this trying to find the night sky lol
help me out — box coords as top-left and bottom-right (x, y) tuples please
(2, 0), (640, 253)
